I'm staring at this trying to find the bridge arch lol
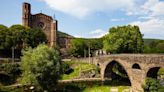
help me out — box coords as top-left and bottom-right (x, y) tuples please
(102, 59), (131, 85)
(132, 63), (141, 69)
(146, 67), (161, 79)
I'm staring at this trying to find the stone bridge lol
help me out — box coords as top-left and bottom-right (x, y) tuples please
(96, 54), (164, 92)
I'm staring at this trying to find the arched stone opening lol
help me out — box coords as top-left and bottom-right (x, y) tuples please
(132, 63), (141, 69)
(104, 60), (131, 86)
(147, 67), (160, 79)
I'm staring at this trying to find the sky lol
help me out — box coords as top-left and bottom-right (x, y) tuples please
(0, 0), (164, 39)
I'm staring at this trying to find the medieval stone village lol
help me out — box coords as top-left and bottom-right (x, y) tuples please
(0, 1), (164, 92)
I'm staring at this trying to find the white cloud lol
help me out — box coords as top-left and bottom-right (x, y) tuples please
(128, 0), (164, 39)
(89, 29), (108, 38)
(151, 2), (164, 17)
(131, 18), (164, 39)
(41, 0), (135, 18)
(40, 0), (164, 39)
(127, 0), (164, 17)
(110, 18), (125, 22)
(74, 35), (83, 38)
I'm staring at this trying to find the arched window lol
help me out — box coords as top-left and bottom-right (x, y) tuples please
(132, 63), (141, 69)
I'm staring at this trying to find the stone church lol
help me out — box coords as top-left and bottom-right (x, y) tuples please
(22, 2), (72, 48)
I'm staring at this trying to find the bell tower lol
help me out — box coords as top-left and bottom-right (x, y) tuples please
(22, 2), (31, 27)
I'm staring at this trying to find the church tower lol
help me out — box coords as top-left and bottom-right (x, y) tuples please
(22, 2), (59, 47)
(22, 2), (31, 27)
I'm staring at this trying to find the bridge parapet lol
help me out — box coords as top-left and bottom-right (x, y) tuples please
(97, 54), (164, 65)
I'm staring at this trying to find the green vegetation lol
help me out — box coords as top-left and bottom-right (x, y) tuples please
(158, 68), (164, 76)
(112, 63), (128, 78)
(103, 25), (143, 53)
(0, 24), (47, 57)
(143, 78), (164, 92)
(0, 86), (24, 92)
(84, 86), (130, 92)
(144, 39), (164, 53)
(56, 80), (131, 92)
(0, 63), (21, 85)
(69, 38), (103, 57)
(0, 24), (47, 49)
(83, 85), (111, 92)
(143, 68), (164, 92)
(62, 61), (100, 80)
(58, 31), (74, 38)
(21, 44), (61, 91)
(0, 84), (130, 92)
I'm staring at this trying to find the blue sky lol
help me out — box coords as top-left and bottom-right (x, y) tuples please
(0, 0), (164, 39)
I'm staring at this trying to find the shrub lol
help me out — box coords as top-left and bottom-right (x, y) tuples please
(21, 44), (61, 91)
(0, 63), (21, 85)
(143, 78), (164, 92)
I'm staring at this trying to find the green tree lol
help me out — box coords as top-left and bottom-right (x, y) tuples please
(143, 40), (164, 53)
(9, 25), (27, 49)
(9, 25), (47, 49)
(25, 28), (47, 48)
(0, 24), (47, 58)
(156, 42), (164, 53)
(103, 25), (143, 53)
(69, 38), (103, 57)
(21, 44), (61, 91)
(69, 38), (87, 57)
(0, 24), (8, 49)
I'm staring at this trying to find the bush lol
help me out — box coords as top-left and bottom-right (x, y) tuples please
(143, 78), (164, 92)
(21, 44), (61, 91)
(158, 68), (164, 76)
(0, 63), (21, 85)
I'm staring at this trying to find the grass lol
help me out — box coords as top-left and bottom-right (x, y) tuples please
(83, 85), (130, 92)
(118, 86), (131, 92)
(61, 61), (99, 80)
(0, 84), (131, 92)
(83, 85), (111, 92)
(0, 85), (24, 92)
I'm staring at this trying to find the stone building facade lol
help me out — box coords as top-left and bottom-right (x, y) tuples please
(22, 2), (71, 48)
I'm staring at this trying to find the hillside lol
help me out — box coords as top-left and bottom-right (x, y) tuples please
(57, 31), (74, 38)
(143, 39), (164, 46)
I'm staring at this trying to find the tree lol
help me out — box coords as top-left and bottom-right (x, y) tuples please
(156, 42), (164, 53)
(143, 40), (164, 53)
(0, 24), (47, 58)
(25, 28), (47, 48)
(9, 25), (27, 49)
(69, 38), (103, 57)
(69, 38), (87, 57)
(0, 24), (8, 49)
(21, 44), (61, 91)
(9, 25), (47, 49)
(103, 25), (143, 53)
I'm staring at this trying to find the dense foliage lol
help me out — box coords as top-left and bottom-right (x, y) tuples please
(143, 78), (164, 92)
(21, 44), (61, 91)
(144, 39), (164, 53)
(103, 25), (143, 53)
(69, 38), (103, 57)
(0, 63), (21, 85)
(0, 24), (47, 57)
